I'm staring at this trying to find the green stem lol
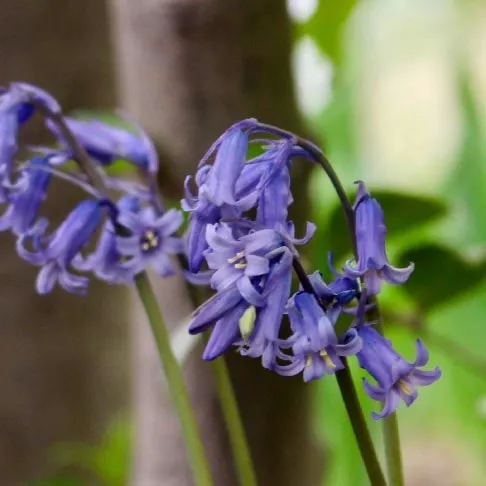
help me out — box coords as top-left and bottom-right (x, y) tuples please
(382, 409), (404, 486)
(135, 273), (213, 486)
(375, 319), (404, 486)
(335, 361), (387, 486)
(210, 357), (258, 486)
(292, 259), (385, 485)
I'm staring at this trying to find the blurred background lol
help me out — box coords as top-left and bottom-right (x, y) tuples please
(0, 0), (485, 485)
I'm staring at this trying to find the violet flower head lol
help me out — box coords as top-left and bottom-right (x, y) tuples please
(0, 156), (52, 235)
(182, 123), (258, 272)
(0, 83), (60, 182)
(188, 223), (296, 363)
(16, 200), (105, 294)
(344, 181), (414, 295)
(116, 206), (184, 278)
(182, 120), (304, 272)
(275, 292), (362, 382)
(357, 325), (441, 420)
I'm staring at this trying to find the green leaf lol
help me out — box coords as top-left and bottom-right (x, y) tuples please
(398, 244), (486, 311)
(320, 190), (447, 263)
(297, 1), (357, 65)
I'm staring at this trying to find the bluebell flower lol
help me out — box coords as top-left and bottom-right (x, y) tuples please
(255, 141), (294, 228)
(9, 82), (61, 115)
(274, 292), (362, 381)
(0, 89), (26, 179)
(116, 206), (184, 277)
(0, 157), (52, 235)
(16, 200), (105, 294)
(344, 181), (414, 295)
(357, 325), (441, 419)
(0, 84), (60, 181)
(189, 224), (296, 362)
(47, 117), (157, 171)
(308, 270), (361, 322)
(182, 121), (297, 272)
(75, 196), (141, 284)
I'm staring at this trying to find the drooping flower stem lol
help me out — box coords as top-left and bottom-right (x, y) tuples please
(292, 258), (386, 486)
(135, 273), (214, 486)
(210, 356), (258, 486)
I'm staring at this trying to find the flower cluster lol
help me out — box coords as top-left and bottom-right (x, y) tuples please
(0, 82), (184, 294)
(0, 81), (441, 419)
(185, 121), (441, 419)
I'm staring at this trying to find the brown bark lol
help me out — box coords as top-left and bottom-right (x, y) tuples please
(0, 2), (128, 485)
(108, 1), (322, 485)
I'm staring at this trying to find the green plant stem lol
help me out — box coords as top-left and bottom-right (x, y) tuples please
(373, 316), (404, 486)
(135, 273), (213, 486)
(335, 362), (387, 486)
(382, 407), (404, 486)
(293, 259), (385, 485)
(210, 356), (258, 486)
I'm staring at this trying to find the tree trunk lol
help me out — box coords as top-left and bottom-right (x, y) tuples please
(108, 1), (322, 485)
(0, 2), (128, 484)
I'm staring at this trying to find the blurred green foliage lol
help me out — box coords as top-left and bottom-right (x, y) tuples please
(32, 417), (130, 486)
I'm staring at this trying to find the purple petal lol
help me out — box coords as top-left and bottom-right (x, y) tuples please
(163, 236), (184, 254)
(150, 253), (175, 277)
(363, 378), (387, 400)
(186, 216), (211, 273)
(202, 302), (248, 360)
(413, 339), (429, 367)
(372, 389), (401, 420)
(189, 285), (242, 334)
(236, 276), (266, 307)
(183, 269), (213, 286)
(207, 129), (248, 206)
(260, 264), (292, 341)
(303, 357), (328, 382)
(244, 254), (269, 277)
(156, 209), (183, 236)
(117, 209), (144, 234)
(335, 328), (363, 356)
(274, 358), (306, 377)
(58, 270), (89, 295)
(381, 262), (414, 286)
(116, 235), (140, 255)
(411, 367), (441, 387)
(36, 262), (59, 294)
(206, 223), (237, 251)
(287, 221), (316, 245)
(211, 265), (241, 291)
